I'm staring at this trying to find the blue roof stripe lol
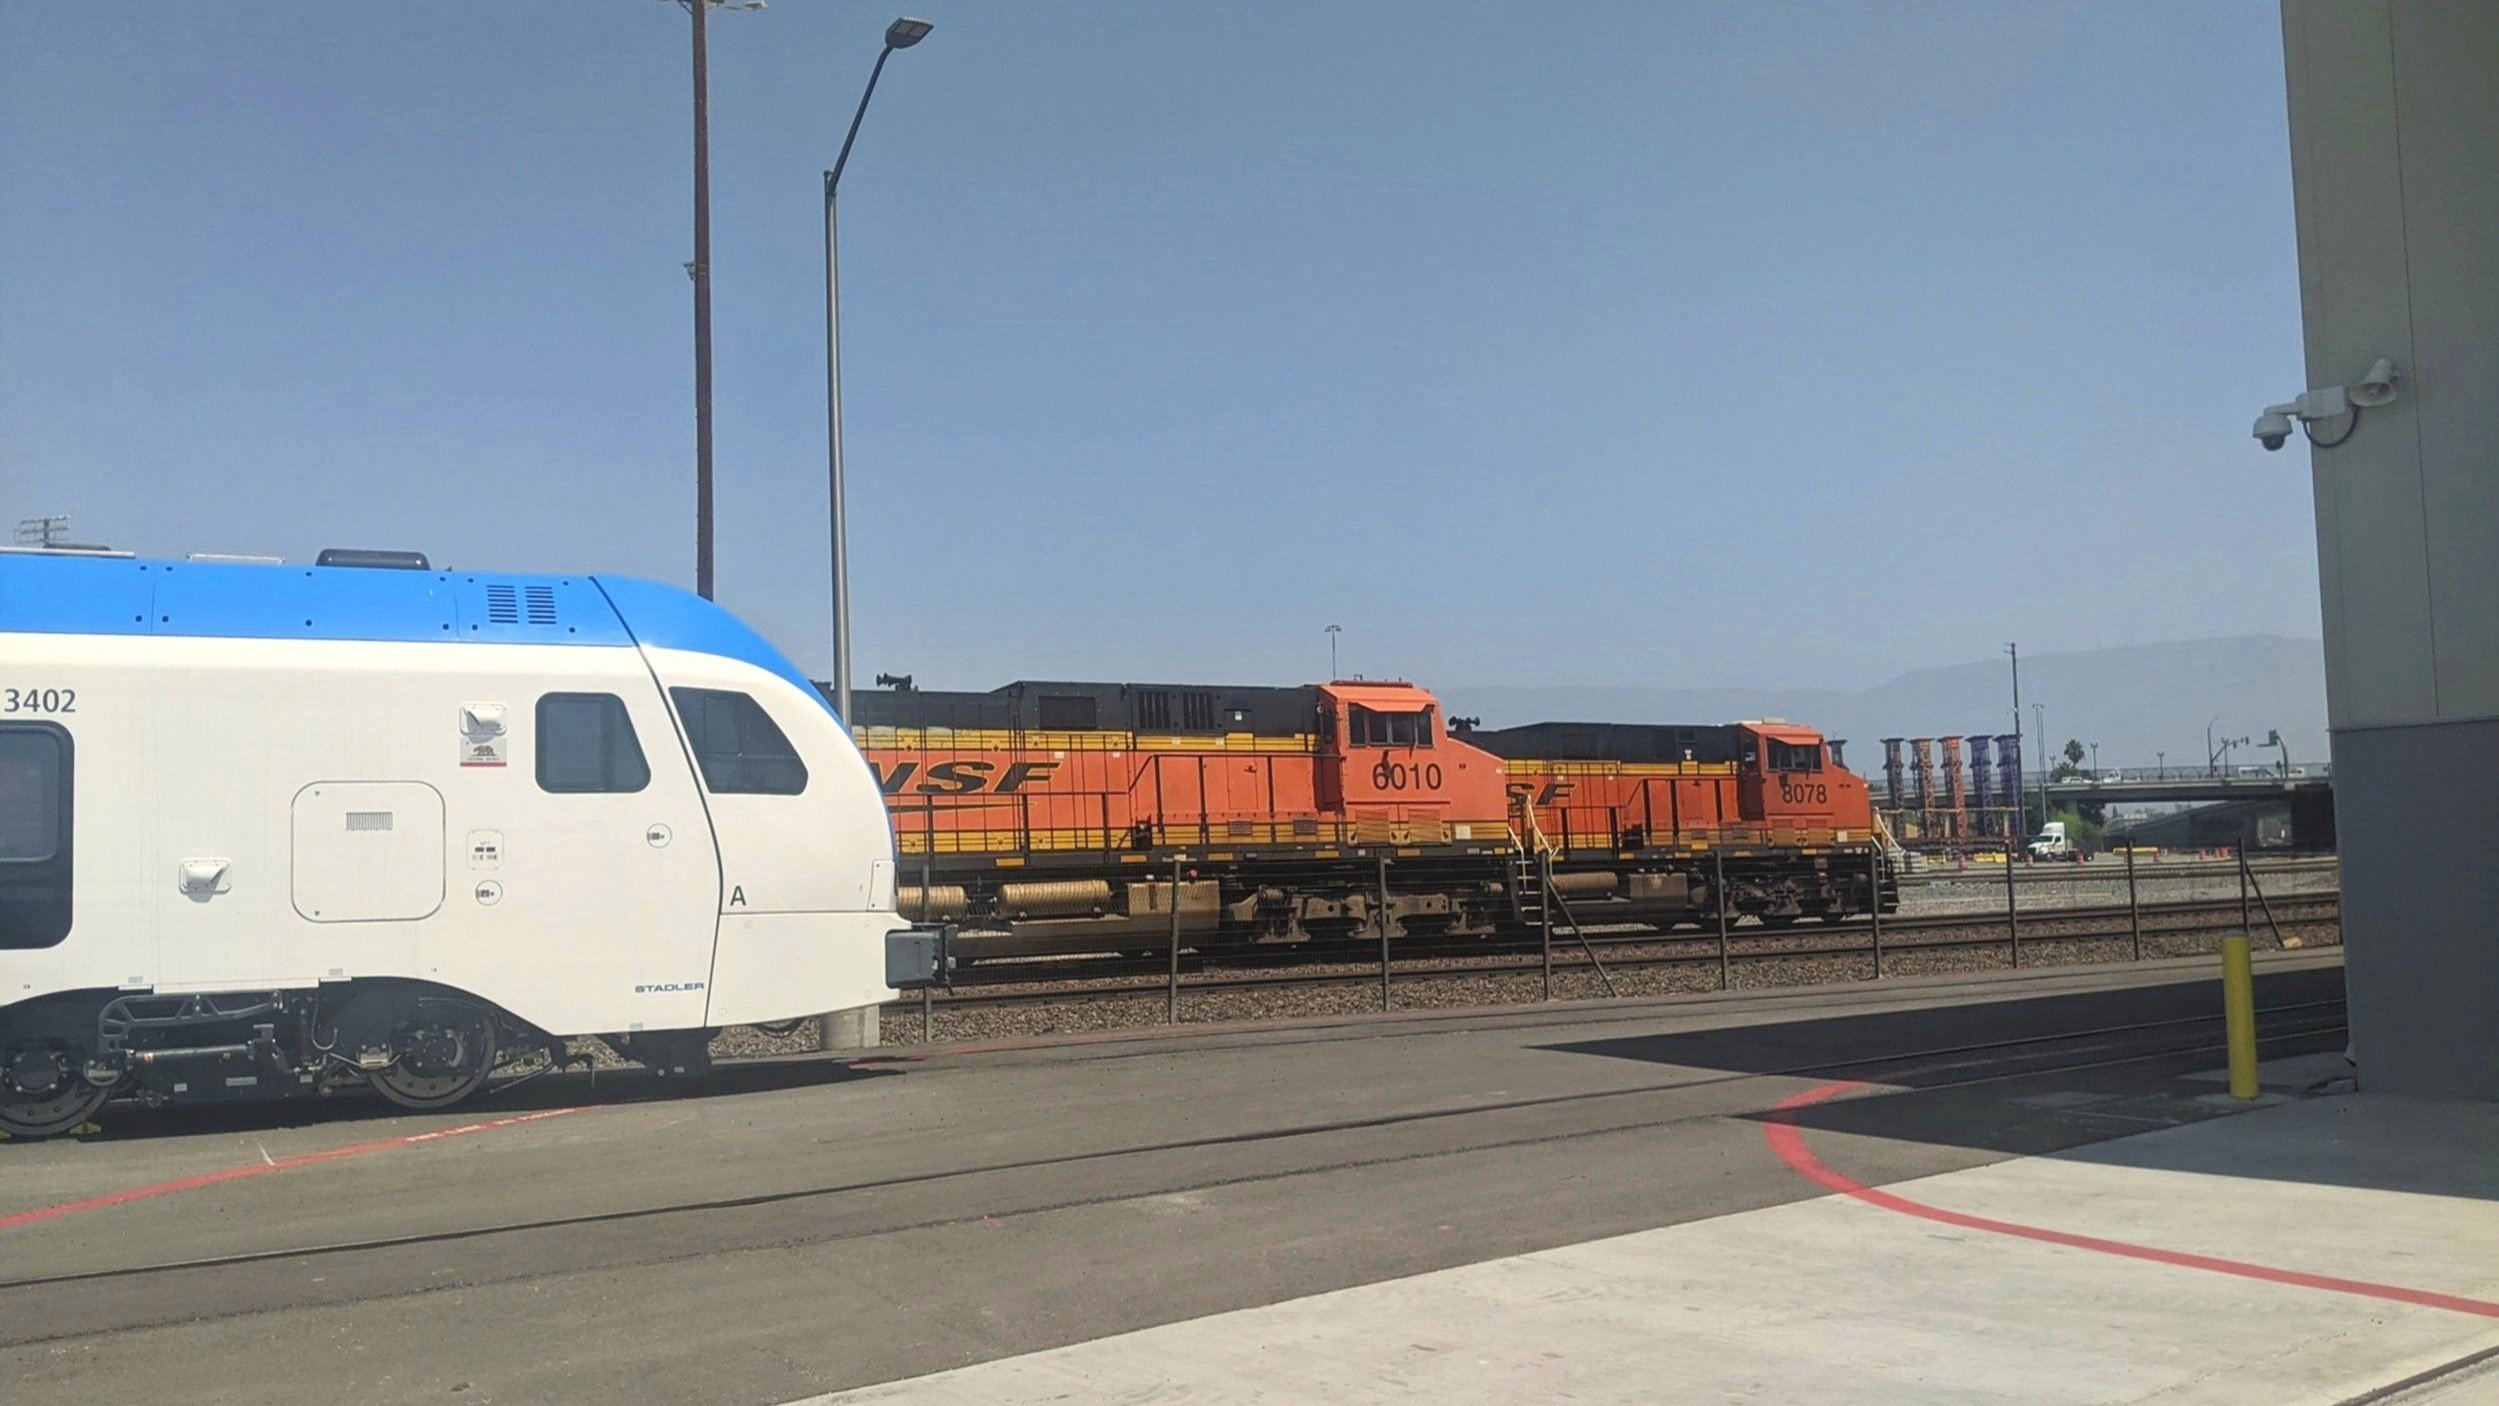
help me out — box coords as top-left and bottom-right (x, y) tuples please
(0, 554), (638, 646)
(0, 554), (829, 717)
(591, 574), (836, 719)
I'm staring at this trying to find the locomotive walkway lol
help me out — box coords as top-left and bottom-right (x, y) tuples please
(5, 951), (2495, 1405)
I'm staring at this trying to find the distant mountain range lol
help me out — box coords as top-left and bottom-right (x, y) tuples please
(1442, 636), (2330, 770)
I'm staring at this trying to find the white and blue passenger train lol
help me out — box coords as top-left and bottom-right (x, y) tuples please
(0, 548), (927, 1138)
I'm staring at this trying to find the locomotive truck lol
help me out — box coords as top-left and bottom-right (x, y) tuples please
(851, 678), (1893, 960)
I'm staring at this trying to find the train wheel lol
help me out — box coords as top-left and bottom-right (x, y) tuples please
(0, 1047), (109, 1140)
(371, 1002), (498, 1111)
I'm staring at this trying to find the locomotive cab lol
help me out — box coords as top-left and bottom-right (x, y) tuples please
(1736, 722), (1869, 839)
(1315, 682), (1507, 837)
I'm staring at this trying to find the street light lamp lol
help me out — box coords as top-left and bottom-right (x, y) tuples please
(1326, 624), (1343, 679)
(824, 16), (934, 722)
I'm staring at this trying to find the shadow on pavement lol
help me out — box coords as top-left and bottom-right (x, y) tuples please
(1532, 964), (2472, 1198)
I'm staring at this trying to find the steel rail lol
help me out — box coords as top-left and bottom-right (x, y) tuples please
(929, 893), (2342, 994)
(906, 896), (2342, 1011)
(1897, 855), (2336, 888)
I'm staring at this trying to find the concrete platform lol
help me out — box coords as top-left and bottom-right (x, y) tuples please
(799, 1089), (2499, 1405)
(8, 951), (2483, 1405)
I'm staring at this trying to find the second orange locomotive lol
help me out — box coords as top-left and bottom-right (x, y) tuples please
(851, 678), (1892, 958)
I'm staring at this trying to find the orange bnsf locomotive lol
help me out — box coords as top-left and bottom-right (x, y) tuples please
(849, 678), (1893, 959)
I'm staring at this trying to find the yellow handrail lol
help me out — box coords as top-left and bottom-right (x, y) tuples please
(1511, 798), (1559, 859)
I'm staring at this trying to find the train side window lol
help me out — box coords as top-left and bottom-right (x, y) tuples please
(671, 688), (809, 796)
(0, 723), (73, 950)
(536, 693), (652, 794)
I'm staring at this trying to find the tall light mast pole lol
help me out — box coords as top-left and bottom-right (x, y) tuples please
(824, 16), (933, 720)
(2032, 701), (2048, 825)
(2005, 642), (2023, 834)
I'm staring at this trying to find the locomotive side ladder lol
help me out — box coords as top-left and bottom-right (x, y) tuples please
(1508, 799), (1617, 997)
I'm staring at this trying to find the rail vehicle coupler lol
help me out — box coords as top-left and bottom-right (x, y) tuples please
(885, 925), (957, 991)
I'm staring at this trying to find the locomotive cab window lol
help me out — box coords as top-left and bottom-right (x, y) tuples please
(671, 688), (808, 795)
(1768, 739), (1824, 772)
(1349, 705), (1434, 748)
(0, 723), (72, 950)
(536, 693), (651, 794)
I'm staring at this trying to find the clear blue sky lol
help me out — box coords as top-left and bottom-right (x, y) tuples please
(1, 2), (2310, 693)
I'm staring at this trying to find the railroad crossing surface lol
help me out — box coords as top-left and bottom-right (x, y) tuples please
(6, 951), (2495, 1405)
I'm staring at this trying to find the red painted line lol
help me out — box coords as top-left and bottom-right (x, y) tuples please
(1764, 1081), (2499, 1320)
(0, 1106), (587, 1232)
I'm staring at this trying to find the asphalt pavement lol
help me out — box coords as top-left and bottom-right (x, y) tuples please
(1, 952), (2357, 1405)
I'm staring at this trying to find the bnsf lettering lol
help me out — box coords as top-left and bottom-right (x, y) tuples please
(871, 759), (1062, 796)
(919, 760), (990, 794)
(998, 761), (1059, 792)
(1507, 781), (1574, 805)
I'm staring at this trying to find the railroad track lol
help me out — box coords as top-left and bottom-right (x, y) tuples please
(1897, 855), (2338, 888)
(886, 892), (2343, 1014)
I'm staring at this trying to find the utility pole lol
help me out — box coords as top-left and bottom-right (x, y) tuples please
(671, 0), (763, 600)
(690, 0), (715, 599)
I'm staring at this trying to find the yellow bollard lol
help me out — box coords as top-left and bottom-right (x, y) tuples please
(2221, 935), (2259, 1100)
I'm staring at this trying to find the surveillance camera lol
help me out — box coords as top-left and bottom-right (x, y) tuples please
(2350, 356), (2399, 408)
(2253, 407), (2295, 451)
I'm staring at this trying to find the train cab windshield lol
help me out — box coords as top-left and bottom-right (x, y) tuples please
(1767, 739), (1824, 772)
(671, 688), (809, 795)
(1348, 704), (1434, 748)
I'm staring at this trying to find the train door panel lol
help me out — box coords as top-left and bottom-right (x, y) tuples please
(1206, 754), (1269, 841)
(1734, 731), (1766, 823)
(1315, 702), (1344, 811)
(479, 676), (720, 1033)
